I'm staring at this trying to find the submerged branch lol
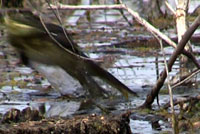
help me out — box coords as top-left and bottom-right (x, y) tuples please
(163, 94), (200, 109)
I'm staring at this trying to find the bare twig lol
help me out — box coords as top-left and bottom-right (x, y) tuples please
(45, 0), (76, 53)
(157, 18), (175, 133)
(158, 38), (175, 112)
(116, 0), (132, 26)
(39, 16), (89, 60)
(172, 69), (200, 88)
(165, 0), (176, 15)
(49, 4), (124, 10)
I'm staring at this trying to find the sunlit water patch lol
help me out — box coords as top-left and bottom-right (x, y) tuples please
(130, 119), (172, 134)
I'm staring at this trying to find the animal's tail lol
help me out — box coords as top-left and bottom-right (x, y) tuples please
(84, 59), (138, 98)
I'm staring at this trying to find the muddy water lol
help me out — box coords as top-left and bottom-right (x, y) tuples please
(1, 1), (200, 134)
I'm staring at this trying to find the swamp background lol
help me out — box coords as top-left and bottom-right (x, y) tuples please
(0, 0), (200, 133)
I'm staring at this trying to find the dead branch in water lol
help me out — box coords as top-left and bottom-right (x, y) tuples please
(163, 94), (200, 109)
(141, 15), (200, 108)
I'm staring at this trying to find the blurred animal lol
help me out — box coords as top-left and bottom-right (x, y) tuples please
(3, 11), (137, 98)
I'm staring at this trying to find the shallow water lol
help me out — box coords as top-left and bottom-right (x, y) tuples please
(1, 43), (199, 133)
(130, 119), (172, 134)
(1, 1), (200, 133)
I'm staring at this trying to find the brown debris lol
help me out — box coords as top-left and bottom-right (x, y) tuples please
(0, 108), (131, 134)
(1, 107), (43, 123)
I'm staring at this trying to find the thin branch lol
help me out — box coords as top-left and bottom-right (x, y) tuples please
(172, 69), (200, 88)
(158, 33), (176, 134)
(165, 0), (176, 15)
(141, 15), (200, 108)
(39, 16), (90, 61)
(159, 39), (175, 112)
(49, 4), (124, 10)
(116, 0), (132, 26)
(45, 0), (76, 53)
(163, 94), (200, 109)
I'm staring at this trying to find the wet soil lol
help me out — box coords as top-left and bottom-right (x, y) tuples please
(0, 108), (131, 134)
